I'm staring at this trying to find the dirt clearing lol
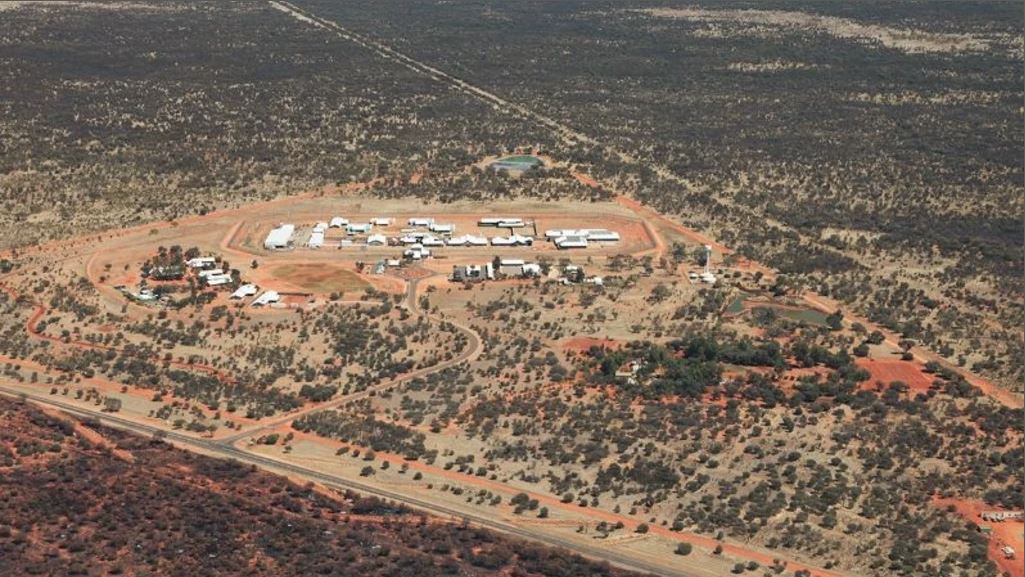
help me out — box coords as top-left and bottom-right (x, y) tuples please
(266, 263), (370, 294)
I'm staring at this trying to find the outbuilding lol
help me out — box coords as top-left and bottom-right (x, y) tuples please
(366, 234), (387, 246)
(329, 216), (348, 228)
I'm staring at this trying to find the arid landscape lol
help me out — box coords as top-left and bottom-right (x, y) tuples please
(0, 1), (1021, 576)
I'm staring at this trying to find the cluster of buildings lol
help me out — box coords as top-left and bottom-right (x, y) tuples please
(264, 215), (621, 253)
(451, 258), (541, 281)
(451, 259), (603, 286)
(186, 257), (234, 286)
(226, 284), (283, 308)
(543, 228), (620, 250)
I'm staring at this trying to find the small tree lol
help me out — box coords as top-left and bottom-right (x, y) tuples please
(674, 543), (692, 556)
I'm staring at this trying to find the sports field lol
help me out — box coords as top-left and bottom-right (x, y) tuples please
(266, 263), (369, 294)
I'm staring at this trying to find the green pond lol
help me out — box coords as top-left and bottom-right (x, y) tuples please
(753, 306), (829, 326)
(726, 293), (829, 326)
(498, 155), (543, 165)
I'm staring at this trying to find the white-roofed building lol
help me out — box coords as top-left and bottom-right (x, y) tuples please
(186, 257), (217, 269)
(447, 234), (487, 246)
(329, 216), (348, 228)
(312, 222), (329, 234)
(421, 235), (446, 247)
(497, 258), (540, 277)
(429, 223), (455, 234)
(366, 234), (388, 246)
(231, 284), (258, 299)
(252, 290), (280, 307)
(264, 224), (295, 250)
(408, 217), (434, 227)
(554, 236), (588, 249)
(347, 223), (373, 235)
(205, 275), (231, 287)
(198, 268), (226, 278)
(490, 234), (533, 246)
(545, 229), (618, 243)
(308, 231), (325, 249)
(479, 217), (524, 227)
(371, 217), (393, 226)
(404, 244), (431, 260)
(584, 229), (620, 242)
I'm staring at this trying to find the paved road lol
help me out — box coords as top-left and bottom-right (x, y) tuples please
(0, 384), (690, 577)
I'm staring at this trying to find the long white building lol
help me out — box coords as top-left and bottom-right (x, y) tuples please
(264, 224), (295, 250)
(544, 228), (619, 241)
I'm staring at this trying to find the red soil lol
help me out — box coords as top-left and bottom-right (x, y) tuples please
(855, 358), (935, 393)
(561, 337), (624, 353)
(38, 405), (135, 463)
(932, 496), (1023, 577)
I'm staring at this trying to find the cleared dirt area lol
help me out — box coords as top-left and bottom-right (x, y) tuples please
(856, 358), (935, 392)
(562, 336), (625, 352)
(265, 263), (370, 294)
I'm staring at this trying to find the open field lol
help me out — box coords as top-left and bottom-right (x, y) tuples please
(266, 263), (370, 294)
